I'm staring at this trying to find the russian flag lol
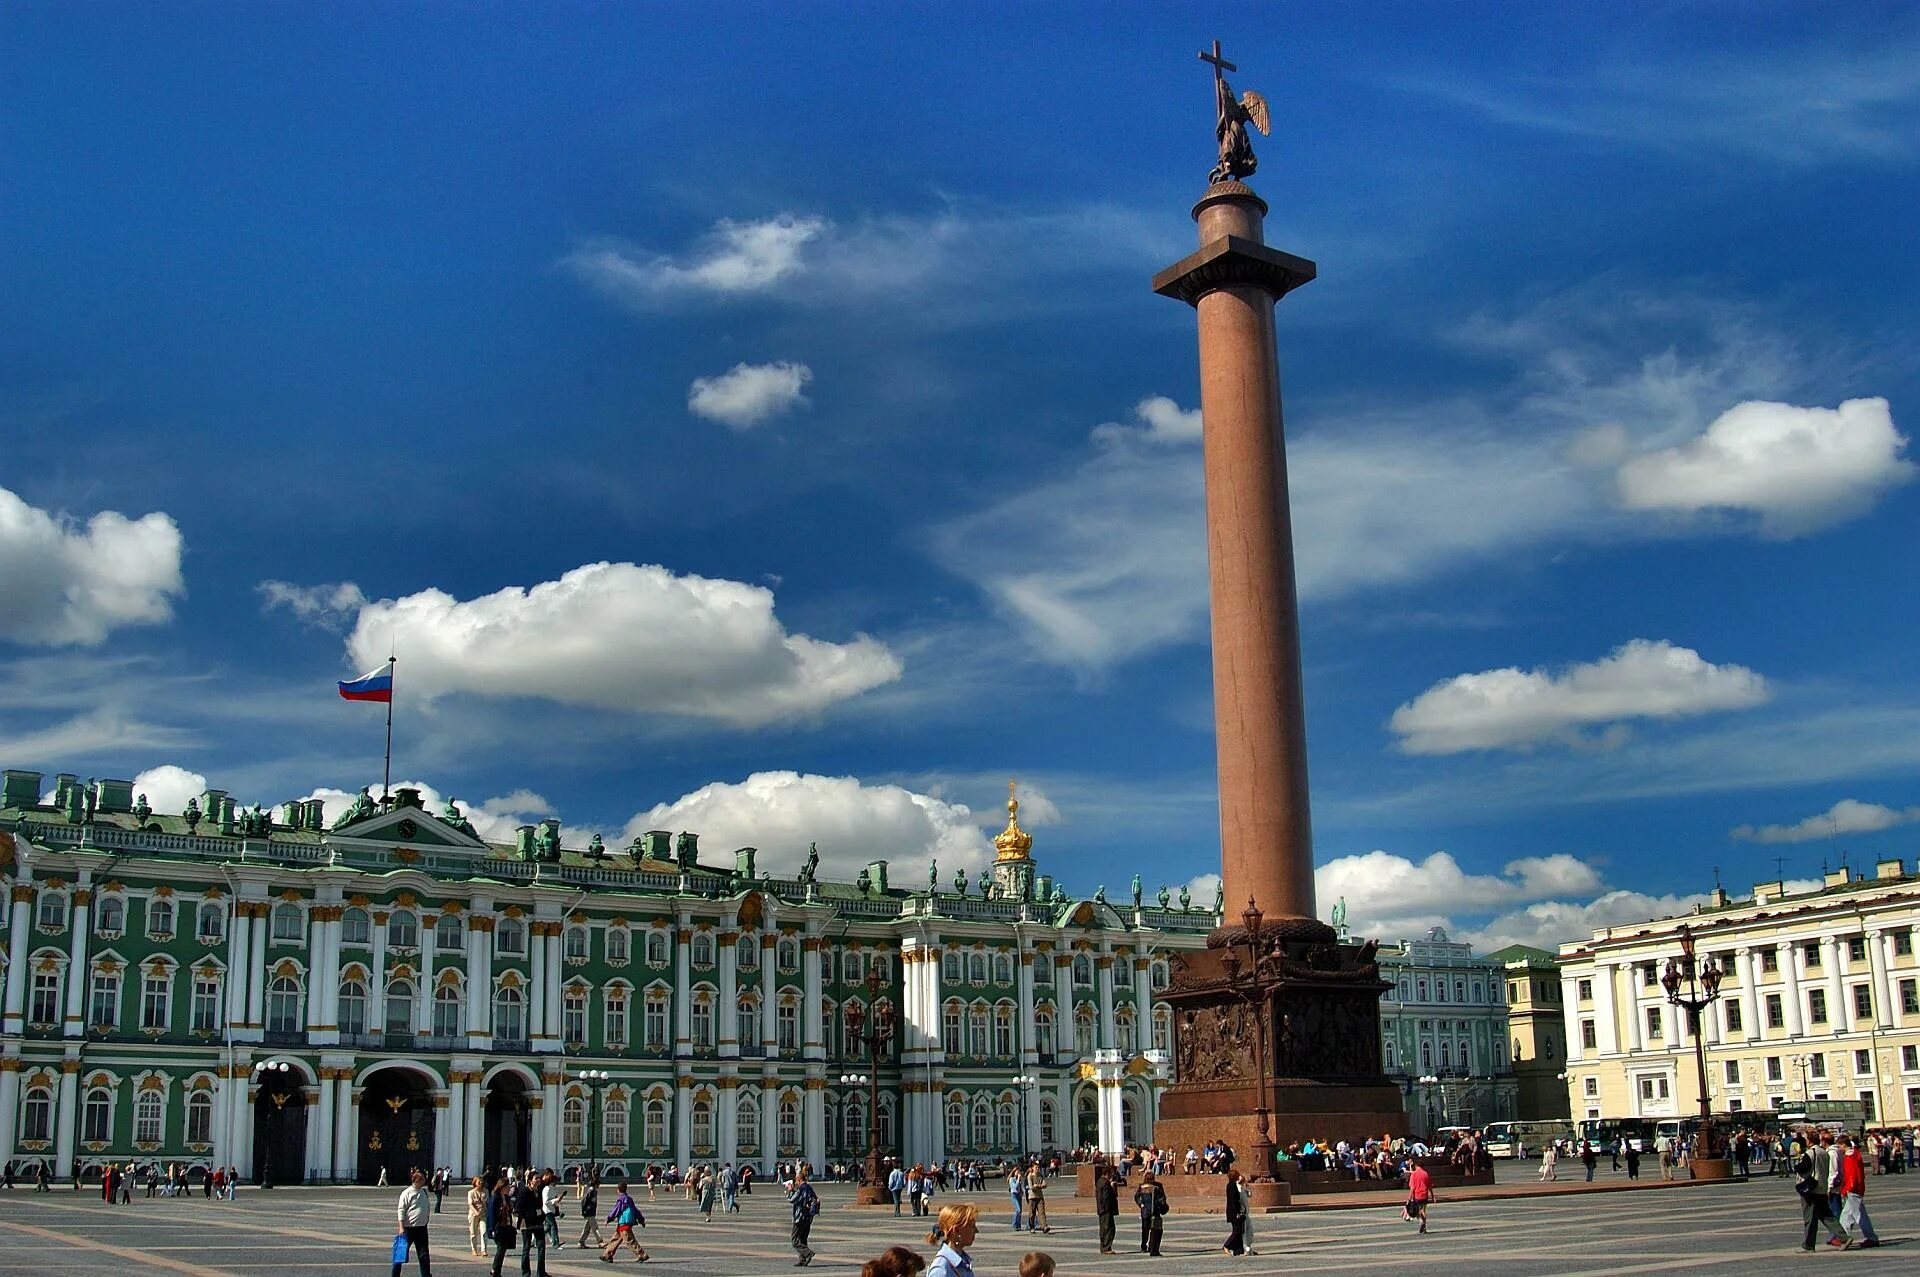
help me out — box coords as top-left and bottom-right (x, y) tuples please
(337, 665), (393, 703)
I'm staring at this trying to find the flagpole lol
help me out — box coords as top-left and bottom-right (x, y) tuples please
(383, 656), (396, 802)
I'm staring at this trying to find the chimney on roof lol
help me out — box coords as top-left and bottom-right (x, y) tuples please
(1877, 858), (1905, 881)
(3, 770), (43, 808)
(1825, 866), (1851, 889)
(94, 779), (133, 814)
(1753, 880), (1783, 903)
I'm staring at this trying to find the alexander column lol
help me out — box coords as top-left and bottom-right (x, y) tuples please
(1150, 42), (1406, 1199)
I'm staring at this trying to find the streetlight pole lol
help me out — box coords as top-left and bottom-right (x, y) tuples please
(1011, 1074), (1038, 1155)
(842, 968), (895, 1205)
(571, 1069), (609, 1183)
(1218, 899), (1275, 1179)
(252, 1060), (290, 1187)
(1660, 923), (1730, 1178)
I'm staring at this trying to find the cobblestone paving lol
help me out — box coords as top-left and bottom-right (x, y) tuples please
(0, 1168), (1914, 1276)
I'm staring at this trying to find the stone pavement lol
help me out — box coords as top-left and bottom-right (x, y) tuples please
(0, 1169), (1914, 1276)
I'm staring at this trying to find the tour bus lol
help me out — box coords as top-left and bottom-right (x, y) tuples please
(1577, 1116), (1655, 1153)
(1483, 1120), (1576, 1158)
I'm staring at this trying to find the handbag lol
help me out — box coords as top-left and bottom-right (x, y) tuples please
(391, 1234), (411, 1264)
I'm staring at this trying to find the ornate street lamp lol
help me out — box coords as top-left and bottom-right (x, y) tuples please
(571, 1069), (610, 1182)
(1011, 1074), (1040, 1154)
(252, 1060), (291, 1187)
(1417, 1073), (1443, 1135)
(1660, 924), (1729, 1176)
(1218, 898), (1275, 1178)
(842, 967), (895, 1205)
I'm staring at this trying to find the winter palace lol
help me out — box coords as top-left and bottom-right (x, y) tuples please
(0, 769), (1212, 1183)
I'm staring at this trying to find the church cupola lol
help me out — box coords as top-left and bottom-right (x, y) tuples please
(991, 779), (1037, 901)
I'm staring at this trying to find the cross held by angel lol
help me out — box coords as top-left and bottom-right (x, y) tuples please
(1200, 39), (1270, 185)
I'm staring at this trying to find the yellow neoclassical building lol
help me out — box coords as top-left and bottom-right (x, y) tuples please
(1558, 861), (1920, 1126)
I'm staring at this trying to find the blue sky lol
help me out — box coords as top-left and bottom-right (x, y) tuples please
(4, 3), (1918, 951)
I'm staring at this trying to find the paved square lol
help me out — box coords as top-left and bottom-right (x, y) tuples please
(0, 1169), (1911, 1276)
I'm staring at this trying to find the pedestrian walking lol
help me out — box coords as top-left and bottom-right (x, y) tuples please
(1093, 1164), (1118, 1254)
(1838, 1136), (1880, 1248)
(467, 1176), (488, 1256)
(699, 1166), (718, 1221)
(1795, 1141), (1851, 1251)
(1406, 1160), (1433, 1234)
(599, 1178), (650, 1264)
(786, 1165), (822, 1267)
(1222, 1168), (1247, 1255)
(576, 1179), (604, 1249)
(1132, 1170), (1166, 1256)
(888, 1163), (906, 1216)
(1539, 1141), (1557, 1181)
(722, 1162), (740, 1213)
(486, 1180), (517, 1277)
(1024, 1164), (1049, 1233)
(1581, 1139), (1597, 1182)
(514, 1168), (550, 1276)
(541, 1169), (565, 1248)
(925, 1203), (978, 1277)
(392, 1168), (435, 1277)
(1007, 1163), (1024, 1231)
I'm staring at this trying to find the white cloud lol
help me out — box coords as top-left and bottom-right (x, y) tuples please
(131, 764), (208, 816)
(1388, 639), (1770, 754)
(1090, 396), (1203, 447)
(0, 485), (185, 646)
(263, 561), (900, 727)
(1460, 890), (1711, 953)
(0, 710), (193, 763)
(1732, 797), (1920, 845)
(1317, 850), (1606, 940)
(687, 361), (813, 430)
(1617, 398), (1912, 536)
(257, 580), (367, 628)
(296, 780), (561, 844)
(624, 771), (991, 883)
(562, 215), (825, 302)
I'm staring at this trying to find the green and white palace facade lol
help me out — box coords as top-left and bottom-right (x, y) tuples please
(0, 769), (1212, 1184)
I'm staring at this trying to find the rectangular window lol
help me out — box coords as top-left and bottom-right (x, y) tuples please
(777, 1002), (798, 1050)
(1909, 1088), (1920, 1120)
(1902, 979), (1918, 1016)
(644, 999), (668, 1050)
(89, 972), (119, 1028)
(563, 991), (587, 1046)
(1856, 1049), (1873, 1075)
(1848, 936), (1867, 963)
(1855, 985), (1874, 1020)
(1645, 1006), (1662, 1039)
(1725, 998), (1743, 1032)
(1864, 1091), (1878, 1122)
(605, 997), (628, 1050)
(1578, 978), (1592, 1001)
(1805, 942), (1823, 970)
(1766, 1055), (1783, 1081)
(1810, 1054), (1828, 1079)
(1904, 1044), (1919, 1072)
(1642, 964), (1658, 987)
(1766, 993), (1784, 1028)
(1581, 1019), (1596, 1050)
(1761, 947), (1778, 973)
(192, 978), (221, 1032)
(1897, 931), (1914, 958)
(1809, 989), (1828, 1025)
(140, 975), (169, 1031)
(30, 971), (60, 1024)
(1583, 1077), (1598, 1097)
(1724, 1059), (1740, 1084)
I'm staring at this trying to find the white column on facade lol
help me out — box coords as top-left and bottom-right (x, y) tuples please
(719, 1077), (739, 1168)
(546, 926), (563, 1044)
(466, 910), (493, 1047)
(1131, 955), (1151, 1054)
(62, 888), (91, 1037)
(1880, 931), (1903, 1028)
(52, 1064), (77, 1176)
(3, 887), (33, 1032)
(759, 1073), (778, 1169)
(528, 923), (549, 1048)
(235, 1069), (258, 1179)
(307, 913), (330, 1032)
(1015, 945), (1037, 1063)
(759, 932), (778, 1054)
(310, 1072), (334, 1180)
(802, 930), (824, 1061)
(803, 1073), (825, 1169)
(334, 1074), (355, 1181)
(674, 916), (694, 1058)
(1095, 950), (1117, 1050)
(414, 918), (437, 1035)
(226, 902), (251, 1028)
(540, 1069), (562, 1168)
(1822, 935), (1845, 1032)
(673, 1077), (692, 1169)
(718, 920), (739, 1057)
(211, 1066), (234, 1169)
(0, 1061), (20, 1164)
(929, 1077), (946, 1168)
(1737, 947), (1761, 1042)
(1560, 975), (1583, 1061)
(1783, 940), (1806, 1037)
(318, 910), (343, 1037)
(445, 1073), (467, 1176)
(247, 907), (269, 1029)
(368, 913), (389, 1041)
(1592, 961), (1620, 1054)
(1622, 963), (1645, 1051)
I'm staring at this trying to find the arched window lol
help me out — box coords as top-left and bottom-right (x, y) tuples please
(1032, 955), (1053, 986)
(1420, 1039), (1433, 1069)
(266, 975), (302, 1032)
(1455, 979), (1466, 1002)
(1417, 978), (1429, 1001)
(197, 902), (225, 942)
(604, 985), (630, 1049)
(692, 991), (715, 1048)
(339, 979), (368, 1035)
(842, 951), (863, 984)
(971, 1098), (991, 1150)
(134, 1089), (164, 1144)
(22, 1086), (52, 1141)
(941, 951), (961, 983)
(434, 913), (464, 949)
(1440, 1040), (1453, 1068)
(691, 933), (715, 967)
(385, 980), (415, 1036)
(494, 985), (525, 1042)
(842, 1097), (865, 1152)
(35, 891), (67, 931)
(1116, 1010), (1137, 1056)
(1072, 954), (1094, 987)
(877, 1094), (896, 1151)
(141, 967), (172, 1030)
(563, 986), (587, 1046)
(563, 1096), (586, 1148)
(776, 999), (798, 1051)
(95, 897), (125, 935)
(82, 1087), (112, 1142)
(271, 903), (303, 941)
(736, 995), (759, 1051)
(945, 1096), (965, 1151)
(30, 967), (60, 1025)
(645, 930), (668, 966)
(644, 1097), (669, 1149)
(967, 953), (988, 984)
(88, 967), (121, 1028)
(147, 898), (175, 938)
(185, 1090), (214, 1144)
(1398, 978), (1411, 1001)
(1039, 1096), (1057, 1148)
(1152, 959), (1170, 990)
(778, 1093), (801, 1151)
(1471, 981), (1484, 1003)
(942, 1001), (963, 1055)
(604, 1095), (629, 1147)
(776, 938), (799, 972)
(993, 1004), (1015, 1058)
(996, 1100), (1017, 1148)
(968, 1005), (989, 1058)
(496, 918), (526, 956)
(341, 907), (371, 945)
(692, 1095), (714, 1150)
(564, 926), (589, 961)
(737, 935), (759, 970)
(1034, 1007), (1056, 1057)
(434, 984), (462, 1038)
(1122, 1095), (1138, 1145)
(606, 926), (630, 965)
(736, 1093), (760, 1153)
(1074, 1006), (1096, 1058)
(643, 990), (669, 1049)
(387, 910), (418, 948)
(1152, 1007), (1171, 1056)
(993, 953), (1013, 985)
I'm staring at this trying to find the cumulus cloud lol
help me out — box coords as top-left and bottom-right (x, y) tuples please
(562, 215), (825, 302)
(624, 771), (991, 882)
(1089, 396), (1203, 447)
(296, 780), (560, 844)
(687, 361), (813, 430)
(1388, 639), (1769, 754)
(0, 484), (185, 646)
(264, 561), (901, 726)
(1616, 398), (1912, 536)
(257, 580), (367, 629)
(1460, 890), (1712, 953)
(131, 764), (208, 816)
(1732, 797), (1920, 844)
(1317, 850), (1606, 940)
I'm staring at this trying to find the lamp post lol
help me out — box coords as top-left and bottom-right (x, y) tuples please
(1790, 1053), (1814, 1100)
(252, 1060), (291, 1187)
(1011, 1073), (1039, 1156)
(1218, 898), (1275, 1178)
(1660, 924), (1730, 1178)
(1417, 1074), (1444, 1135)
(842, 967), (896, 1205)
(571, 1069), (610, 1183)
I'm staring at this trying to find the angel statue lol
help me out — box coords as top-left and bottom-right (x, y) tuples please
(928, 859), (939, 891)
(799, 842), (819, 884)
(1201, 40), (1270, 185)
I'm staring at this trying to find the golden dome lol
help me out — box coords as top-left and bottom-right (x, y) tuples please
(993, 779), (1033, 861)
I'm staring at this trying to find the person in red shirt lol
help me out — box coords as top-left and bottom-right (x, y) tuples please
(1838, 1137), (1881, 1247)
(1406, 1161), (1433, 1235)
